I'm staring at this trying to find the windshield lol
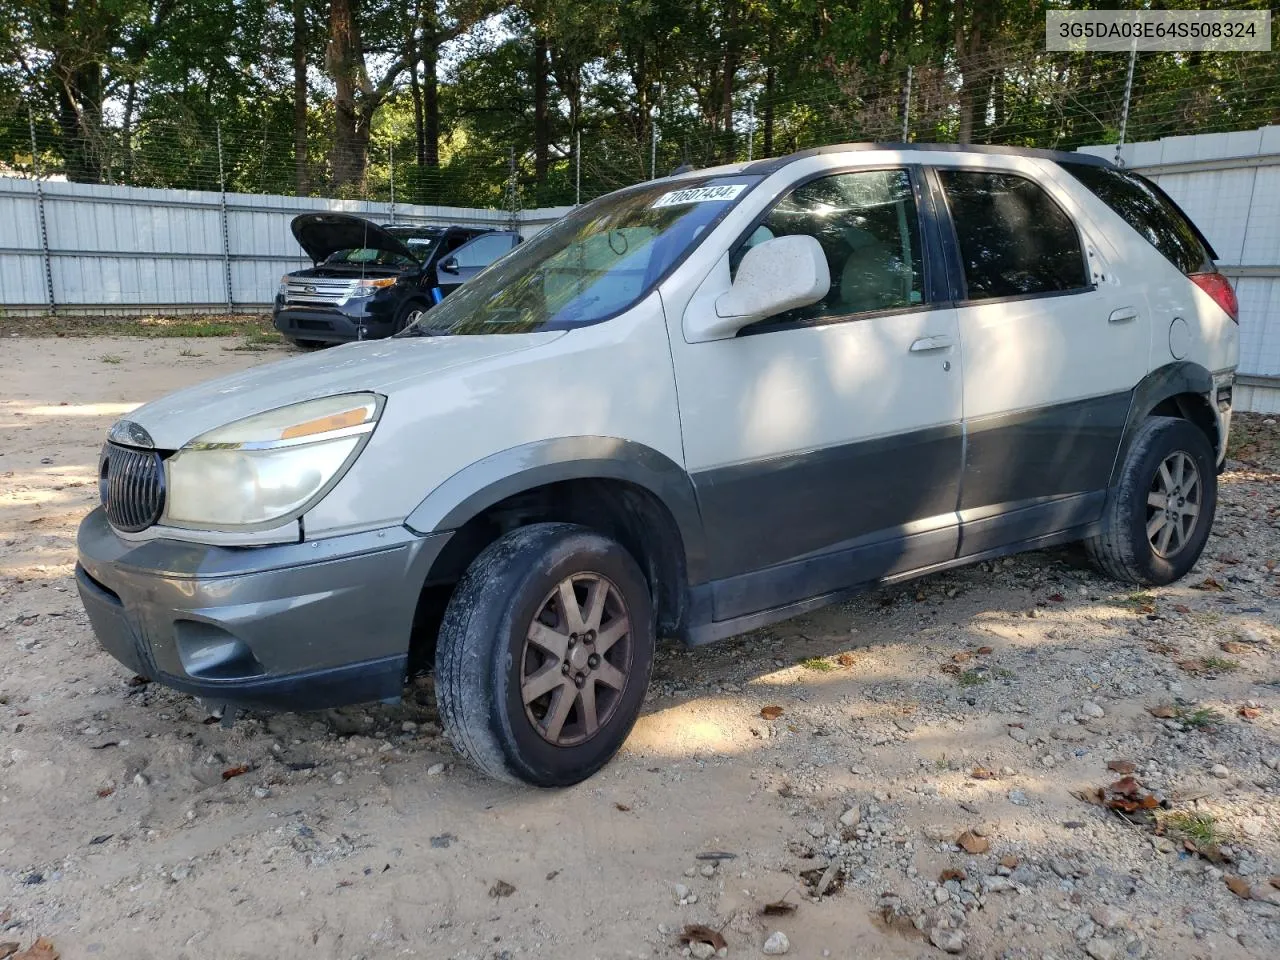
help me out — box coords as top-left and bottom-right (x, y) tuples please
(383, 228), (441, 258)
(402, 174), (760, 335)
(323, 247), (418, 268)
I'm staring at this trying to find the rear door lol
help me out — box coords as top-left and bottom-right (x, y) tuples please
(438, 231), (521, 295)
(930, 160), (1149, 556)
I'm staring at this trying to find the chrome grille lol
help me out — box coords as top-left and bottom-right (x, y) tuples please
(101, 443), (165, 532)
(284, 277), (357, 306)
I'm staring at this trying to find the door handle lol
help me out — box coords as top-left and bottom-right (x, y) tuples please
(1108, 307), (1139, 324)
(909, 335), (954, 352)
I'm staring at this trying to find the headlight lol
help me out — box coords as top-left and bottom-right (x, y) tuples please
(277, 275), (289, 299)
(163, 393), (381, 529)
(352, 277), (397, 297)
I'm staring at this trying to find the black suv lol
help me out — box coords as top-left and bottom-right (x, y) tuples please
(272, 214), (521, 347)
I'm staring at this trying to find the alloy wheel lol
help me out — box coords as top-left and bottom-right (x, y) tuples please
(520, 572), (632, 746)
(1145, 450), (1201, 559)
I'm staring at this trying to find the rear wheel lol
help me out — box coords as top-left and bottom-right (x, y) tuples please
(435, 523), (654, 786)
(1085, 416), (1217, 585)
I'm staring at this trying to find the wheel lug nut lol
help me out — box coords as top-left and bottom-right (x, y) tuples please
(562, 663), (569, 674)
(574, 675), (585, 688)
(588, 654), (600, 668)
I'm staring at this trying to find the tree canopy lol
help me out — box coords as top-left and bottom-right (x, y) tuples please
(1, 0), (1276, 207)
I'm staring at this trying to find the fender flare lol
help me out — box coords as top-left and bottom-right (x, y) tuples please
(1109, 361), (1214, 486)
(404, 437), (710, 584)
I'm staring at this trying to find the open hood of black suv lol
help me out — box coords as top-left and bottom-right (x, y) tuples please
(291, 213), (420, 264)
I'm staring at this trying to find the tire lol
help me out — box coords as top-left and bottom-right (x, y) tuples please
(285, 337), (327, 350)
(393, 302), (428, 334)
(435, 522), (655, 786)
(1085, 416), (1217, 585)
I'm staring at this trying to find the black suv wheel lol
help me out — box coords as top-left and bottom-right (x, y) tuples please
(435, 523), (654, 786)
(1086, 416), (1217, 585)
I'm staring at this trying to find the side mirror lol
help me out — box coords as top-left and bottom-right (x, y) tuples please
(439, 257), (459, 275)
(713, 235), (830, 330)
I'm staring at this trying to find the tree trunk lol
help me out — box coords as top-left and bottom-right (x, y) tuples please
(720, 1), (739, 163)
(328, 0), (367, 190)
(763, 64), (775, 157)
(293, 0), (309, 193)
(122, 78), (137, 181)
(533, 29), (550, 184)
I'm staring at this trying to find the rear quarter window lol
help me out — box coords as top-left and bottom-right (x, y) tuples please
(1061, 162), (1214, 275)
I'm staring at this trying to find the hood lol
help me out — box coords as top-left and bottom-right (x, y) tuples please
(291, 213), (420, 264)
(121, 333), (565, 450)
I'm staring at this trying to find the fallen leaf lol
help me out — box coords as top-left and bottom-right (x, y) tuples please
(1172, 604), (1192, 614)
(957, 831), (989, 854)
(939, 868), (966, 882)
(1226, 875), (1252, 899)
(760, 705), (784, 720)
(1270, 875), (1280, 890)
(11, 938), (57, 960)
(1220, 641), (1251, 654)
(970, 767), (997, 780)
(761, 898), (798, 916)
(88, 834), (112, 845)
(836, 652), (857, 667)
(1106, 759), (1136, 775)
(976, 646), (994, 655)
(1192, 577), (1225, 592)
(940, 663), (961, 675)
(614, 802), (632, 812)
(126, 675), (149, 687)
(1148, 704), (1178, 719)
(0, 944), (18, 960)
(1047, 593), (1065, 603)
(221, 764), (251, 781)
(95, 787), (114, 799)
(1110, 776), (1141, 795)
(677, 925), (727, 951)
(999, 855), (1019, 869)
(488, 880), (516, 898)
(1238, 706), (1262, 720)
(952, 651), (973, 663)
(1176, 659), (1207, 674)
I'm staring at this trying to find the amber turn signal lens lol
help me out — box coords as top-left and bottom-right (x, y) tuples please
(280, 406), (370, 440)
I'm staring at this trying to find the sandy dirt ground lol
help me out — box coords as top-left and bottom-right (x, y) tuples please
(1, 336), (1278, 960)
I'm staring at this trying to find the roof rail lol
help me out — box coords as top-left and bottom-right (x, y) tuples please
(741, 141), (1115, 175)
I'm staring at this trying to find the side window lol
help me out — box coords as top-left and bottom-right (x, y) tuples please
(453, 233), (514, 268)
(937, 170), (1088, 300)
(733, 168), (925, 327)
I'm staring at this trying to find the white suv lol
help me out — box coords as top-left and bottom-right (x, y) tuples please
(77, 144), (1239, 786)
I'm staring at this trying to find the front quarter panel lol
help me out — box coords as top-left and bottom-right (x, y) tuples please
(300, 294), (685, 538)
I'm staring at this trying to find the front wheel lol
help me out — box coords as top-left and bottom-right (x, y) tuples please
(435, 523), (654, 786)
(393, 302), (428, 334)
(1085, 416), (1217, 585)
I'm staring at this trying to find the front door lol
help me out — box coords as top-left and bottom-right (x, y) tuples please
(671, 166), (965, 622)
(928, 163), (1150, 556)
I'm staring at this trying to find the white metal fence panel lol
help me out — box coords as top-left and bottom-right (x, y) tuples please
(1079, 125), (1280, 412)
(0, 176), (570, 313)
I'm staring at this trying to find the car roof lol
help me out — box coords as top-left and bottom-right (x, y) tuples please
(738, 142), (1117, 176)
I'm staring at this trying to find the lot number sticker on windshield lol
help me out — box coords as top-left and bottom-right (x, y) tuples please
(651, 184), (746, 208)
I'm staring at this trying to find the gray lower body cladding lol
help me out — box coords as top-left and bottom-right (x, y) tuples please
(75, 508), (450, 711)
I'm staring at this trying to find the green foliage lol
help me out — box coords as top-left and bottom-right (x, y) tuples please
(2, 0), (1277, 205)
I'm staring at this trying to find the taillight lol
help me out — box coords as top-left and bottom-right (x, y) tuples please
(1190, 272), (1238, 323)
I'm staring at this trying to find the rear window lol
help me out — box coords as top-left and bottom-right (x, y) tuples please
(1061, 162), (1214, 275)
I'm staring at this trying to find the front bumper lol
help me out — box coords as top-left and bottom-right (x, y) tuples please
(272, 304), (395, 343)
(76, 508), (450, 711)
